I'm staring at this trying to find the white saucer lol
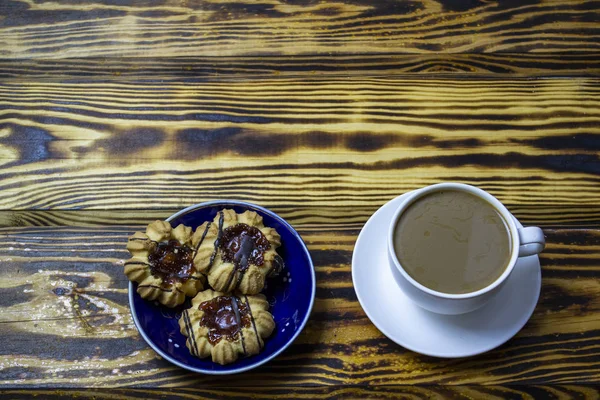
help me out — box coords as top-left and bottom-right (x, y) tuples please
(352, 192), (541, 358)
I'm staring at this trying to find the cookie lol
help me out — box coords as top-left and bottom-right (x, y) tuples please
(179, 289), (275, 365)
(191, 209), (284, 294)
(125, 220), (207, 307)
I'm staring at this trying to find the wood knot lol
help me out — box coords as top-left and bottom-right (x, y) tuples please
(52, 287), (72, 296)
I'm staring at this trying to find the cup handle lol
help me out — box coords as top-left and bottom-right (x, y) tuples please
(517, 227), (545, 257)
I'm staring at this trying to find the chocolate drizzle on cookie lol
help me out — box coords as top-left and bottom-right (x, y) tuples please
(128, 237), (155, 242)
(199, 295), (251, 346)
(207, 211), (225, 272)
(244, 295), (263, 350)
(147, 239), (194, 284)
(220, 223), (271, 290)
(231, 296), (247, 355)
(182, 309), (200, 356)
(124, 260), (151, 266)
(193, 221), (212, 256)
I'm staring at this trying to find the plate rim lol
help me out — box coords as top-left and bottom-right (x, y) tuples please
(129, 200), (316, 374)
(351, 193), (542, 358)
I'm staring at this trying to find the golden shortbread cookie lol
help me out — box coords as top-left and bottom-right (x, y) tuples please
(125, 220), (207, 307)
(179, 289), (275, 365)
(191, 209), (284, 294)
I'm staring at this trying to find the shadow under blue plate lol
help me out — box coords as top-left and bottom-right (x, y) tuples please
(129, 201), (316, 374)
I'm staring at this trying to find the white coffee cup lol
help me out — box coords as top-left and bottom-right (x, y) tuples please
(387, 183), (545, 315)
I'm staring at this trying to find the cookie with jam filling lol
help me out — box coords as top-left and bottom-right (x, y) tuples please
(125, 220), (207, 307)
(191, 209), (284, 294)
(179, 289), (275, 365)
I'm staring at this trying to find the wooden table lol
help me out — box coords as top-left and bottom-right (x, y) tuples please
(1, 0), (599, 398)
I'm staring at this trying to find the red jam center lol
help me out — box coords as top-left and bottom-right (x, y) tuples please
(219, 223), (271, 272)
(199, 296), (251, 345)
(147, 239), (194, 284)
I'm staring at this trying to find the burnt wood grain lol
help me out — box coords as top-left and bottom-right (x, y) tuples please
(0, 74), (598, 228)
(1, 0), (599, 58)
(1, 0), (599, 395)
(1, 386), (600, 399)
(1, 55), (600, 79)
(0, 227), (598, 388)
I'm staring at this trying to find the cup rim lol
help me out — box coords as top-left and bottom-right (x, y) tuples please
(387, 183), (520, 300)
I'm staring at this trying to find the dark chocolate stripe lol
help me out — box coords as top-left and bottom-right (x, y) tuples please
(137, 285), (171, 292)
(192, 221), (212, 256)
(231, 296), (247, 356)
(128, 237), (148, 242)
(244, 295), (262, 350)
(233, 256), (255, 291)
(128, 238), (158, 246)
(207, 211), (225, 272)
(223, 267), (237, 293)
(182, 310), (199, 357)
(125, 261), (151, 266)
(233, 266), (246, 291)
(225, 256), (249, 293)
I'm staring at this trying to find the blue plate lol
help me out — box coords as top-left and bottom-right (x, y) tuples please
(128, 200), (316, 374)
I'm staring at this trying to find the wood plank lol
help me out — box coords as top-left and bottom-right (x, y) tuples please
(1, 0), (599, 59)
(0, 55), (600, 79)
(0, 77), (600, 225)
(1, 206), (599, 230)
(0, 75), (599, 227)
(0, 226), (598, 387)
(1, 385), (600, 399)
